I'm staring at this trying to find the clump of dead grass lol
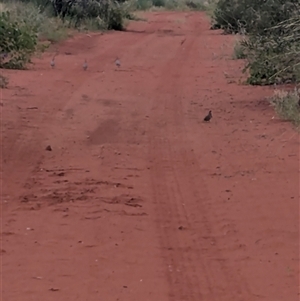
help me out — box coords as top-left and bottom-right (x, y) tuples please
(232, 36), (247, 60)
(270, 88), (300, 127)
(0, 74), (9, 88)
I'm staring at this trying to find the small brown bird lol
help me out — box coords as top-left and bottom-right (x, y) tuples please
(115, 57), (121, 68)
(204, 110), (212, 122)
(83, 59), (88, 71)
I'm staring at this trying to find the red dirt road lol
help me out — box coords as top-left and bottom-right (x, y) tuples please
(1, 12), (299, 301)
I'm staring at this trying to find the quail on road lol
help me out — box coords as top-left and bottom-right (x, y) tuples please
(83, 59), (88, 71)
(204, 110), (212, 122)
(50, 56), (55, 68)
(115, 57), (121, 68)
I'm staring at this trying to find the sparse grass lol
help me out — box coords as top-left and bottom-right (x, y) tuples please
(0, 74), (9, 88)
(204, 0), (217, 17)
(39, 19), (69, 43)
(270, 88), (300, 127)
(76, 16), (108, 31)
(131, 15), (148, 21)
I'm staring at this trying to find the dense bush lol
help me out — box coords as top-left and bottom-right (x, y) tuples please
(241, 14), (300, 85)
(0, 11), (38, 69)
(51, 0), (126, 30)
(213, 0), (299, 34)
(212, 0), (300, 85)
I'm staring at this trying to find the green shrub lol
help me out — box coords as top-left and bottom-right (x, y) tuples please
(213, 0), (299, 34)
(133, 0), (153, 10)
(0, 11), (37, 69)
(185, 0), (207, 11)
(241, 14), (300, 85)
(52, 0), (126, 31)
(212, 0), (300, 85)
(0, 1), (68, 43)
(152, 0), (165, 7)
(107, 4), (124, 30)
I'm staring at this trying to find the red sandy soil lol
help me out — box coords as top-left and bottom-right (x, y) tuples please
(1, 12), (299, 301)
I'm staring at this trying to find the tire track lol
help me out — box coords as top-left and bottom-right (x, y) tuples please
(148, 16), (209, 300)
(149, 14), (252, 300)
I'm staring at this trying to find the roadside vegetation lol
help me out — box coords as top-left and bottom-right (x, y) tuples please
(211, 0), (300, 126)
(0, 0), (134, 70)
(131, 0), (209, 11)
(0, 0), (209, 71)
